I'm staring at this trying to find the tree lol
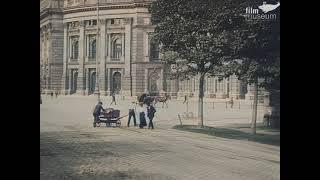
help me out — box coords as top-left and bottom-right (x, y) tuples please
(224, 1), (280, 134)
(149, 0), (241, 127)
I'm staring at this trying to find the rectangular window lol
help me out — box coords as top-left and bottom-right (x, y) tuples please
(88, 36), (96, 59)
(149, 33), (160, 61)
(70, 37), (79, 60)
(111, 19), (121, 25)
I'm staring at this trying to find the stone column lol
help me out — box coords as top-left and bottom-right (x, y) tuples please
(85, 68), (90, 95)
(107, 33), (111, 61)
(99, 19), (107, 96)
(123, 18), (132, 96)
(68, 69), (72, 94)
(106, 68), (111, 95)
(144, 31), (149, 62)
(225, 78), (230, 98)
(216, 78), (226, 99)
(245, 83), (255, 100)
(61, 22), (68, 95)
(204, 76), (211, 98)
(193, 75), (199, 98)
(159, 68), (165, 96)
(230, 75), (241, 99)
(44, 32), (50, 94)
(144, 68), (149, 93)
(76, 21), (85, 95)
(120, 33), (125, 62)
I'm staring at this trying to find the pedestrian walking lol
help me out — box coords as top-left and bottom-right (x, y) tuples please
(110, 93), (117, 105)
(183, 95), (188, 104)
(230, 97), (234, 108)
(50, 91), (54, 99)
(127, 100), (137, 127)
(147, 102), (156, 129)
(92, 101), (106, 127)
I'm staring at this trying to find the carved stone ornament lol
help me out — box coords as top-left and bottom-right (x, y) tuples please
(100, 19), (106, 25)
(123, 18), (132, 25)
(149, 69), (160, 81)
(79, 20), (85, 27)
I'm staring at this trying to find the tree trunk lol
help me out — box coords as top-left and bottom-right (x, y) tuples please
(198, 73), (205, 128)
(251, 80), (258, 135)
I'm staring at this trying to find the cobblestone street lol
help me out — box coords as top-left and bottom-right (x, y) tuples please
(40, 95), (280, 180)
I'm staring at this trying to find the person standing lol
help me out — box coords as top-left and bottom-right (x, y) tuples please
(137, 102), (147, 129)
(50, 91), (54, 99)
(55, 90), (58, 98)
(110, 93), (117, 105)
(127, 100), (137, 127)
(92, 102), (106, 127)
(147, 102), (156, 129)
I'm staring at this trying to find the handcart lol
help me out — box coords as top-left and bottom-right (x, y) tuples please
(96, 109), (127, 127)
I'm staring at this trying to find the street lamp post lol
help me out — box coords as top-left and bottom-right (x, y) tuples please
(94, 0), (101, 102)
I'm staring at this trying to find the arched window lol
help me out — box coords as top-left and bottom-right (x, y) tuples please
(89, 38), (96, 59)
(112, 38), (122, 59)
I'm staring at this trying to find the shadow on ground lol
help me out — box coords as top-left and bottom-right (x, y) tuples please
(173, 125), (280, 146)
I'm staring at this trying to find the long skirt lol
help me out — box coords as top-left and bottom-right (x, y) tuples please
(139, 112), (147, 128)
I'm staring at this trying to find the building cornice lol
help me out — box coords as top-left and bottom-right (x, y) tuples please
(40, 8), (63, 21)
(63, 3), (150, 15)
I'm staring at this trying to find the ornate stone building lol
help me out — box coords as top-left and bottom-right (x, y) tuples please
(40, 0), (262, 100)
(61, 0), (165, 97)
(40, 0), (64, 93)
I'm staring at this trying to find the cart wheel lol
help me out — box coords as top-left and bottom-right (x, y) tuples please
(106, 121), (111, 127)
(116, 120), (121, 127)
(96, 122), (101, 127)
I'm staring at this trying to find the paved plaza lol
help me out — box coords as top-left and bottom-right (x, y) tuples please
(40, 95), (280, 180)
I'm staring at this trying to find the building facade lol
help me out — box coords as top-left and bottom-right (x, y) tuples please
(40, 0), (263, 100)
(40, 0), (64, 93)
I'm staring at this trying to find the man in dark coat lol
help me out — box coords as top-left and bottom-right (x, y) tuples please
(147, 102), (156, 129)
(183, 95), (188, 104)
(93, 102), (106, 127)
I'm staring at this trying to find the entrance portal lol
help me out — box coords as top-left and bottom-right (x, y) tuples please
(112, 72), (121, 94)
(71, 70), (78, 94)
(89, 72), (96, 94)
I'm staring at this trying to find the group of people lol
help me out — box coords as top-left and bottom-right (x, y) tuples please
(127, 100), (156, 129)
(50, 90), (60, 99)
(92, 95), (157, 129)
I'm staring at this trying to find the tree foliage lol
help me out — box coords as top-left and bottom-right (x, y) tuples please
(150, 0), (242, 79)
(150, 0), (279, 88)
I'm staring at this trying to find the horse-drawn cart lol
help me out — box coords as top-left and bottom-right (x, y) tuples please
(96, 109), (127, 127)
